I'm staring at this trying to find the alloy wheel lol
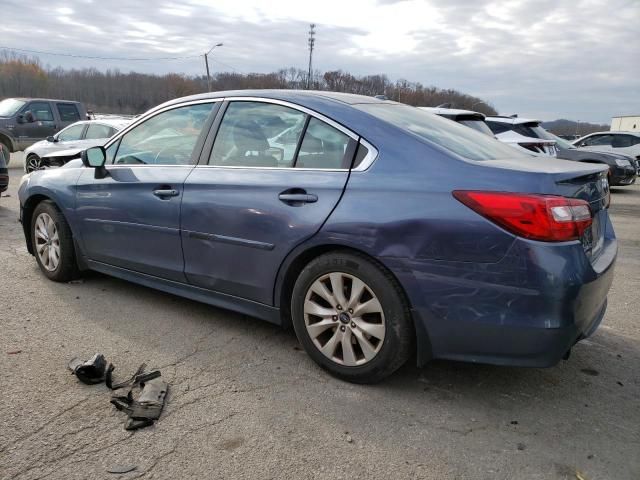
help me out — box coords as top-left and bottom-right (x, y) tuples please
(34, 212), (60, 271)
(304, 272), (386, 366)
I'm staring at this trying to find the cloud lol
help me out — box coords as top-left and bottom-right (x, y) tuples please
(0, 0), (638, 122)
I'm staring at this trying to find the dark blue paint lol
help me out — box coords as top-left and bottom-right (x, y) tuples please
(18, 90), (617, 369)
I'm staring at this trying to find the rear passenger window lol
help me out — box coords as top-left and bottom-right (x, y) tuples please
(352, 143), (369, 169)
(210, 102), (306, 167)
(296, 118), (351, 169)
(56, 104), (81, 122)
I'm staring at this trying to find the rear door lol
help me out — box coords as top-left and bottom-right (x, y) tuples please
(181, 99), (358, 304)
(75, 101), (218, 281)
(55, 103), (82, 130)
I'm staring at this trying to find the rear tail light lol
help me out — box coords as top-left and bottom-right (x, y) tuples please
(453, 191), (592, 242)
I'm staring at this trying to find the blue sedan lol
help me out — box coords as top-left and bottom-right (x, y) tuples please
(18, 91), (616, 383)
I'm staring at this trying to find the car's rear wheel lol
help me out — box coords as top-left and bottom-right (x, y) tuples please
(26, 154), (42, 173)
(31, 201), (78, 282)
(291, 251), (413, 383)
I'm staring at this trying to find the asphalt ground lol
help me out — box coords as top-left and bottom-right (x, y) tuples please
(1, 152), (638, 479)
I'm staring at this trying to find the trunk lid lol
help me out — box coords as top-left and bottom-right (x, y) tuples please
(481, 157), (610, 259)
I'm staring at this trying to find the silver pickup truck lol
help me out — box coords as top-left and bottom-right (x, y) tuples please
(0, 98), (87, 165)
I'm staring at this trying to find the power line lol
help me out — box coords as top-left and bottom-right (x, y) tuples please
(0, 45), (200, 61)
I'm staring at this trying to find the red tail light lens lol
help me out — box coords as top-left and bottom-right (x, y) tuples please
(453, 191), (592, 242)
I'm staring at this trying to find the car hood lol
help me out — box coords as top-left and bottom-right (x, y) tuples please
(42, 147), (86, 159)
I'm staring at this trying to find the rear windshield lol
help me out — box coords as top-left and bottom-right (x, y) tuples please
(357, 104), (526, 161)
(458, 119), (495, 137)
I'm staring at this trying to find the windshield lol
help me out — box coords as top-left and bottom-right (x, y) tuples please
(357, 104), (527, 161)
(458, 119), (494, 137)
(0, 98), (26, 117)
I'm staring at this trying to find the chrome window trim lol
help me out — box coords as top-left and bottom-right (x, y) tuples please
(101, 95), (380, 172)
(221, 96), (358, 141)
(353, 139), (378, 172)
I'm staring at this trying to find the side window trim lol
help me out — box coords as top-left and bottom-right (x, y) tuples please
(291, 115), (311, 168)
(106, 99), (222, 167)
(198, 97), (378, 171)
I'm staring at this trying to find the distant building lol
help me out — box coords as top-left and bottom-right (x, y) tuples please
(611, 115), (640, 132)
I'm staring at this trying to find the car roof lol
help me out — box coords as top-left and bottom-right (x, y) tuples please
(155, 89), (392, 110)
(486, 116), (542, 125)
(579, 131), (640, 137)
(12, 97), (82, 104)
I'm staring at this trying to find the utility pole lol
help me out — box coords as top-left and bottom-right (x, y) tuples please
(204, 43), (223, 92)
(204, 54), (211, 92)
(307, 24), (316, 90)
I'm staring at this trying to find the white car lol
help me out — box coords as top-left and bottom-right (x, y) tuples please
(572, 131), (640, 161)
(24, 118), (130, 172)
(485, 116), (558, 157)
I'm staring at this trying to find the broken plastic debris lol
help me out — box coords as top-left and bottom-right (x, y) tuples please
(68, 353), (107, 385)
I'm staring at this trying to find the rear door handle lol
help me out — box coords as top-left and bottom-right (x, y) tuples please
(153, 189), (179, 198)
(278, 192), (318, 204)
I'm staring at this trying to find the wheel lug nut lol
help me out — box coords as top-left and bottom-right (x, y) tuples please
(340, 326), (346, 332)
(351, 322), (355, 328)
(332, 315), (337, 321)
(337, 305), (342, 310)
(348, 309), (353, 314)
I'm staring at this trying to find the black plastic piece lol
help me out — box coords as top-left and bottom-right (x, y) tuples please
(68, 354), (107, 385)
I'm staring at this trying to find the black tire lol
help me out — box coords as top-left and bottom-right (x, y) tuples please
(31, 200), (79, 282)
(26, 154), (41, 173)
(0, 140), (10, 166)
(291, 251), (413, 383)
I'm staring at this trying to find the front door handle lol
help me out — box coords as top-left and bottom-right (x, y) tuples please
(153, 188), (179, 198)
(278, 191), (318, 205)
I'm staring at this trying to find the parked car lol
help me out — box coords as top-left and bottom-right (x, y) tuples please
(24, 118), (130, 172)
(0, 145), (8, 196)
(18, 91), (616, 383)
(418, 107), (495, 136)
(532, 129), (637, 186)
(0, 98), (87, 165)
(572, 131), (640, 162)
(486, 116), (558, 156)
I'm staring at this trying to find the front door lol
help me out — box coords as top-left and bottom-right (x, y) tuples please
(181, 100), (357, 305)
(75, 101), (218, 282)
(15, 101), (57, 149)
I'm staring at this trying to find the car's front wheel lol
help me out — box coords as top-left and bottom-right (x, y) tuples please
(26, 154), (42, 173)
(31, 201), (78, 281)
(291, 251), (413, 383)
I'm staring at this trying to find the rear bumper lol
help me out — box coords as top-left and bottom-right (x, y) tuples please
(393, 223), (617, 368)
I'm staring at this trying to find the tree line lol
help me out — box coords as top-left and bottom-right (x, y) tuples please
(0, 52), (498, 116)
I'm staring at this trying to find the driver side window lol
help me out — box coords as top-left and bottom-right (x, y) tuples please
(113, 103), (214, 165)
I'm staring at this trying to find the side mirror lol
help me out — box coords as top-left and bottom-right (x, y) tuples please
(81, 146), (108, 178)
(46, 136), (56, 143)
(24, 111), (35, 123)
(16, 114), (24, 124)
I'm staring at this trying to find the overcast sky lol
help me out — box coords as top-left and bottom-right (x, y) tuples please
(1, 0), (638, 123)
